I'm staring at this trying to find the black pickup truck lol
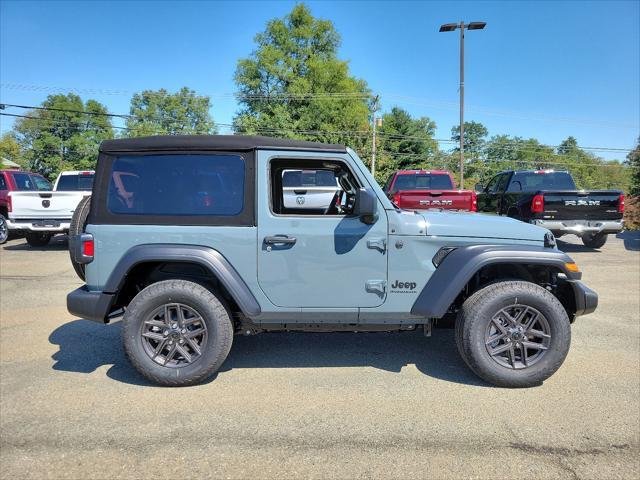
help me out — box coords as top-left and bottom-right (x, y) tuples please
(476, 170), (624, 248)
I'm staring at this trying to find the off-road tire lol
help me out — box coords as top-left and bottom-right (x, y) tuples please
(25, 232), (52, 247)
(581, 232), (608, 249)
(455, 281), (571, 388)
(122, 280), (234, 387)
(68, 195), (91, 280)
(0, 214), (8, 245)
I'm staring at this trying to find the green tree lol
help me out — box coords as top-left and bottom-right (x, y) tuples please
(125, 87), (216, 137)
(483, 135), (556, 182)
(12, 94), (113, 178)
(451, 121), (488, 158)
(233, 3), (371, 148)
(0, 132), (23, 167)
(627, 138), (640, 197)
(374, 107), (438, 184)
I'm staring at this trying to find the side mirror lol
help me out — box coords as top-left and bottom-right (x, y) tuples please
(354, 188), (378, 224)
(474, 183), (484, 193)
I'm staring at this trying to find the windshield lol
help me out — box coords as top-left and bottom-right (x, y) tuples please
(508, 172), (576, 192)
(12, 172), (52, 191)
(56, 173), (94, 191)
(393, 174), (453, 191)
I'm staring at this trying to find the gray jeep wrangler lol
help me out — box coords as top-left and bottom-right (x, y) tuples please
(67, 135), (597, 387)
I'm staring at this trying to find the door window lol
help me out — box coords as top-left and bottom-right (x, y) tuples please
(495, 173), (511, 192)
(271, 159), (359, 216)
(0, 175), (6, 190)
(485, 175), (499, 193)
(486, 173), (509, 193)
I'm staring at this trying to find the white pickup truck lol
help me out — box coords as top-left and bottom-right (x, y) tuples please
(6, 171), (94, 246)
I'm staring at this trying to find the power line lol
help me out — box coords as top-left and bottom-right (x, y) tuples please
(4, 82), (638, 130)
(2, 104), (634, 155)
(0, 112), (131, 131)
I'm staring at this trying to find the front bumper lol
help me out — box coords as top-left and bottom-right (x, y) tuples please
(67, 286), (115, 323)
(6, 218), (71, 233)
(569, 280), (598, 317)
(532, 219), (623, 236)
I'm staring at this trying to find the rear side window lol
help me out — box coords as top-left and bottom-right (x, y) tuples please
(11, 173), (51, 191)
(392, 174), (453, 191)
(56, 174), (94, 191)
(282, 169), (338, 187)
(107, 154), (245, 216)
(508, 172), (576, 192)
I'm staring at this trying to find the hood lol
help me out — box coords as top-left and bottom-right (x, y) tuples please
(420, 210), (548, 242)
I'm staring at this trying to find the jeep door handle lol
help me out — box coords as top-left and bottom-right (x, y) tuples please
(264, 235), (297, 245)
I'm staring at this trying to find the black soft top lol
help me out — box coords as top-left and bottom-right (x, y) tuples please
(99, 135), (347, 154)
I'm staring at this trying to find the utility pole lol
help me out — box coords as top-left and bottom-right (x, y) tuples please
(459, 21), (465, 189)
(439, 21), (486, 189)
(371, 95), (380, 177)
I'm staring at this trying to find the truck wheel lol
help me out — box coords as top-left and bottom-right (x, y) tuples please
(68, 195), (91, 280)
(581, 232), (607, 249)
(455, 281), (571, 388)
(25, 232), (52, 247)
(0, 214), (8, 245)
(122, 280), (234, 387)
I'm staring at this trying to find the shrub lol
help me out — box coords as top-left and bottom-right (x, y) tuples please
(624, 196), (640, 231)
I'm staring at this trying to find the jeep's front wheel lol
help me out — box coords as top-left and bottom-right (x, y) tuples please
(122, 280), (233, 386)
(455, 281), (571, 388)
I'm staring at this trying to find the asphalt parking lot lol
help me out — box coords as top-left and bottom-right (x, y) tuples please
(1, 232), (639, 479)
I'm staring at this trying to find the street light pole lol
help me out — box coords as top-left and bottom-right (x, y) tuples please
(439, 21), (486, 189)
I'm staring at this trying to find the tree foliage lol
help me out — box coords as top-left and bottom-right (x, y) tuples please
(374, 107), (439, 184)
(0, 132), (22, 167)
(233, 4), (371, 147)
(451, 121), (488, 157)
(126, 87), (216, 137)
(627, 138), (640, 197)
(12, 94), (113, 178)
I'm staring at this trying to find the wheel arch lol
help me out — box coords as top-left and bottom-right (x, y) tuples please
(411, 245), (582, 319)
(106, 244), (261, 318)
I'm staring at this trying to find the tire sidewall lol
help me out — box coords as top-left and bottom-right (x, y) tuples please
(463, 283), (571, 386)
(0, 214), (8, 244)
(582, 233), (607, 249)
(123, 281), (232, 385)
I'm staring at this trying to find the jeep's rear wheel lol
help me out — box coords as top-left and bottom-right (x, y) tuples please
(68, 195), (91, 280)
(122, 280), (233, 386)
(455, 281), (571, 388)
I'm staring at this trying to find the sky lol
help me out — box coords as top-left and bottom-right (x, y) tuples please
(1, 0), (639, 160)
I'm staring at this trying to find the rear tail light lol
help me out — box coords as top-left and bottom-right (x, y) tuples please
(618, 194), (625, 213)
(470, 191), (477, 212)
(83, 238), (94, 257)
(74, 233), (94, 264)
(531, 194), (545, 214)
(7, 194), (12, 213)
(393, 192), (401, 206)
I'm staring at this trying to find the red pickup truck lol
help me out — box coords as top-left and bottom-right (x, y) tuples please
(383, 170), (477, 212)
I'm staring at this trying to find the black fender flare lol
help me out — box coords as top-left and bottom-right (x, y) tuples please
(104, 244), (261, 317)
(410, 244), (583, 318)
